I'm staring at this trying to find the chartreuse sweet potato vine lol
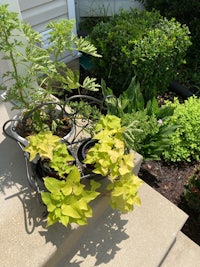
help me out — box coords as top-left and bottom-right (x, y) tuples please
(25, 131), (100, 227)
(25, 114), (143, 226)
(84, 115), (143, 213)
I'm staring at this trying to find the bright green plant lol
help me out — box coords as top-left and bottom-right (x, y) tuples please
(41, 167), (100, 227)
(25, 123), (143, 225)
(102, 78), (176, 160)
(89, 8), (191, 100)
(25, 131), (61, 161)
(184, 167), (200, 214)
(0, 4), (101, 110)
(25, 131), (100, 227)
(84, 114), (143, 213)
(163, 96), (200, 162)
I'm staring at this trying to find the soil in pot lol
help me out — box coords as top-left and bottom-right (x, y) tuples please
(13, 101), (74, 141)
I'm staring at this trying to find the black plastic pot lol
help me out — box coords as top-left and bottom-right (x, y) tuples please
(36, 149), (75, 180)
(169, 81), (194, 99)
(77, 138), (97, 165)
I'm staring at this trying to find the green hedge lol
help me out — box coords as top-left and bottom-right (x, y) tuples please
(89, 9), (191, 101)
(136, 0), (200, 90)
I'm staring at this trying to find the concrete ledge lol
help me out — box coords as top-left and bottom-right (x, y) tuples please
(42, 183), (188, 267)
(0, 102), (189, 267)
(161, 232), (200, 267)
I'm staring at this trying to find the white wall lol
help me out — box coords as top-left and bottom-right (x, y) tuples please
(76, 0), (143, 17)
(19, 0), (69, 32)
(0, 0), (78, 97)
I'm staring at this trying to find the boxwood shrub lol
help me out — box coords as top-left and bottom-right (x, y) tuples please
(89, 9), (191, 101)
(136, 0), (200, 92)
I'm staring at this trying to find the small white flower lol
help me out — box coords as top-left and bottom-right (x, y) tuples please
(158, 119), (163, 126)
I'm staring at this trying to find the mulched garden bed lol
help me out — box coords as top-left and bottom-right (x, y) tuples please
(138, 160), (200, 246)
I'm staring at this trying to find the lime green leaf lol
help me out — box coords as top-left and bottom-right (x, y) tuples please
(41, 192), (57, 212)
(46, 212), (59, 227)
(60, 215), (69, 226)
(76, 218), (88, 225)
(61, 205), (81, 218)
(61, 183), (73, 196)
(90, 180), (101, 191)
(43, 177), (62, 194)
(84, 206), (93, 217)
(76, 199), (88, 211)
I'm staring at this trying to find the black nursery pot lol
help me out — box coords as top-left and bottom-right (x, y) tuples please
(36, 150), (75, 180)
(77, 138), (97, 169)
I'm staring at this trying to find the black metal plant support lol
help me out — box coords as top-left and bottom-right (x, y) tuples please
(2, 95), (113, 196)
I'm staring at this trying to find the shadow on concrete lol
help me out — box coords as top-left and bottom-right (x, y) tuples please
(0, 132), (47, 232)
(1, 109), (129, 266)
(42, 199), (129, 267)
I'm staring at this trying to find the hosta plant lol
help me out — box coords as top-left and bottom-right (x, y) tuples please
(101, 77), (177, 160)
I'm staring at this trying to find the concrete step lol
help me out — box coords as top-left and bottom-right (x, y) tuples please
(161, 231), (200, 267)
(0, 101), (191, 267)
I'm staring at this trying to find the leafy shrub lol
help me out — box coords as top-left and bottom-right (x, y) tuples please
(89, 9), (191, 101)
(163, 96), (200, 162)
(137, 0), (199, 49)
(137, 0), (200, 92)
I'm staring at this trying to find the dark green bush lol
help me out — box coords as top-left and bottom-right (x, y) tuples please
(89, 9), (191, 101)
(137, 0), (200, 92)
(163, 96), (200, 162)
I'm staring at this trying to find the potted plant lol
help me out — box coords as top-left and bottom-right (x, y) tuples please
(0, 4), (101, 147)
(24, 131), (101, 226)
(24, 114), (143, 227)
(1, 4), (143, 228)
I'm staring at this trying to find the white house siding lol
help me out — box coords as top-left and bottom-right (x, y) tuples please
(18, 0), (79, 65)
(18, 0), (70, 32)
(76, 0), (143, 18)
(0, 0), (78, 93)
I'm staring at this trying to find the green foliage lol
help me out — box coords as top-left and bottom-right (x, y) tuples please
(41, 167), (100, 227)
(84, 115), (126, 179)
(107, 173), (142, 213)
(163, 96), (200, 162)
(25, 131), (61, 161)
(84, 114), (143, 213)
(79, 16), (110, 36)
(25, 131), (100, 227)
(68, 100), (101, 122)
(137, 0), (199, 50)
(136, 0), (200, 93)
(102, 78), (176, 160)
(89, 8), (191, 100)
(184, 167), (200, 214)
(0, 4), (101, 110)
